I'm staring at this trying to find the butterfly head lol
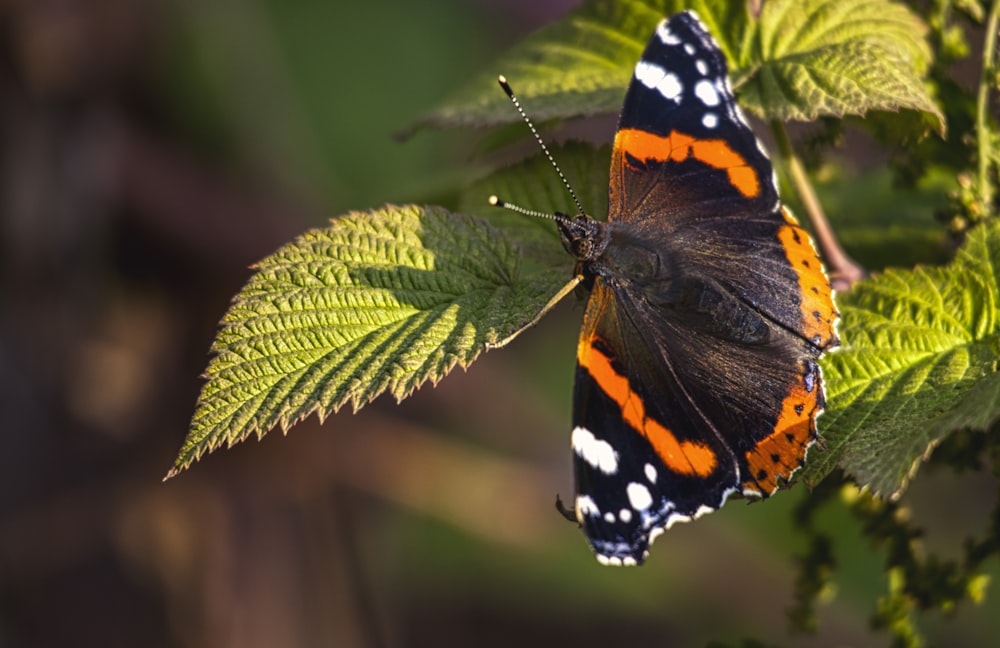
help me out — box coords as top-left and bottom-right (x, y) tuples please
(556, 214), (608, 263)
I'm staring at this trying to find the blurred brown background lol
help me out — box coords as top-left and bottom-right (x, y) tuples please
(1, 1), (997, 647)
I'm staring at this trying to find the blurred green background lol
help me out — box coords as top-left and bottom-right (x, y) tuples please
(1, 1), (996, 646)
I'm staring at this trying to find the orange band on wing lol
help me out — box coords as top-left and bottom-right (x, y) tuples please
(614, 127), (761, 198)
(777, 207), (838, 349)
(579, 337), (717, 477)
(742, 367), (820, 495)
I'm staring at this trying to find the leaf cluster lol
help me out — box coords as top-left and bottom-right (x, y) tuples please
(790, 426), (1000, 647)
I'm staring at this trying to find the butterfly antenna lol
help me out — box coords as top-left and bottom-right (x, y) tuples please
(487, 195), (573, 227)
(497, 75), (585, 216)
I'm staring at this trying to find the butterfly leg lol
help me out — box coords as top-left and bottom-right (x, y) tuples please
(555, 494), (577, 523)
(487, 274), (584, 349)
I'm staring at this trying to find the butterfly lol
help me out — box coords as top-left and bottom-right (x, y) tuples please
(519, 10), (839, 565)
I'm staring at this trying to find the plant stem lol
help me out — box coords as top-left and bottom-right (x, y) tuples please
(770, 120), (865, 291)
(976, 0), (1000, 217)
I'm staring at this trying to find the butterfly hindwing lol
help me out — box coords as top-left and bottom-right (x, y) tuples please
(571, 283), (743, 565)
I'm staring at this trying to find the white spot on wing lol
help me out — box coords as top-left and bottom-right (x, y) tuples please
(572, 426), (619, 474)
(702, 113), (718, 129)
(684, 43), (696, 55)
(619, 508), (633, 524)
(692, 504), (715, 519)
(644, 463), (658, 483)
(575, 495), (599, 517)
(634, 60), (664, 87)
(656, 21), (681, 45)
(604, 511), (615, 524)
(656, 73), (684, 101)
(694, 79), (720, 106)
(634, 61), (683, 101)
(695, 59), (708, 75)
(627, 482), (653, 511)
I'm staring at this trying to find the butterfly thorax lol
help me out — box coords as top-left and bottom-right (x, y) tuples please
(559, 215), (672, 291)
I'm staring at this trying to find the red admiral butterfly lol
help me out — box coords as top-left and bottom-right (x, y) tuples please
(500, 10), (840, 565)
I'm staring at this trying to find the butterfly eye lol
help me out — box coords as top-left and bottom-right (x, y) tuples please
(574, 238), (594, 259)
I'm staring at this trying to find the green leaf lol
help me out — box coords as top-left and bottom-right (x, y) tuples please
(742, 0), (943, 131)
(804, 220), (1000, 497)
(170, 205), (570, 475)
(411, 0), (941, 135)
